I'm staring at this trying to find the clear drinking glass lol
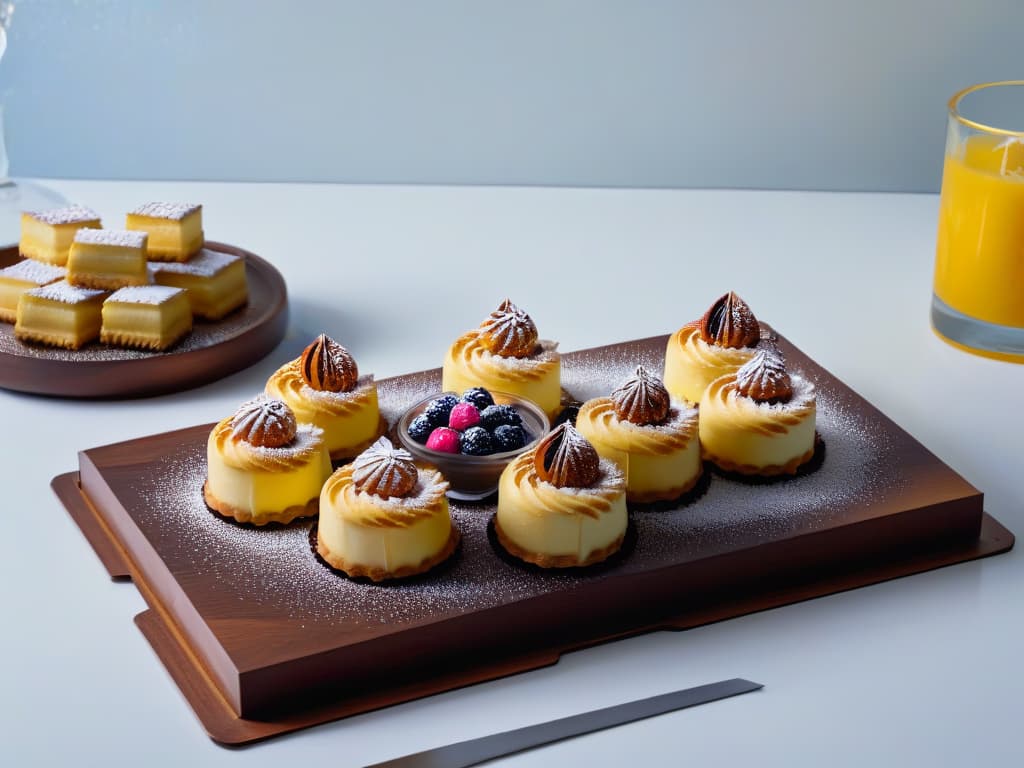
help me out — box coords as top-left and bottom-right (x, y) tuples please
(932, 81), (1024, 362)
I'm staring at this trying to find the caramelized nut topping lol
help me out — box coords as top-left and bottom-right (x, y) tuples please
(300, 333), (359, 392)
(230, 395), (297, 448)
(735, 344), (793, 403)
(610, 365), (671, 425)
(699, 292), (760, 348)
(352, 437), (418, 499)
(478, 299), (539, 358)
(534, 423), (600, 488)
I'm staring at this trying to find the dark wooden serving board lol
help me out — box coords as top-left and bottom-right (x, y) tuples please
(52, 333), (1014, 745)
(0, 241), (288, 398)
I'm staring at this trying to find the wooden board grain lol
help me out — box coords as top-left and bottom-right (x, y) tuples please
(52, 333), (1015, 744)
(0, 241), (288, 398)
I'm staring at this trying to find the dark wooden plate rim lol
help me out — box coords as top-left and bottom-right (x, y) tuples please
(0, 241), (288, 399)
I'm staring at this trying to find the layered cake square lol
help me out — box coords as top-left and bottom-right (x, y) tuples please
(126, 202), (204, 262)
(0, 260), (66, 323)
(19, 205), (102, 265)
(67, 229), (149, 290)
(101, 285), (193, 351)
(150, 248), (248, 319)
(15, 281), (106, 349)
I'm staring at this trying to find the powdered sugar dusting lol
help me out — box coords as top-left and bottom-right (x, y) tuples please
(0, 259), (65, 284)
(130, 202), (201, 221)
(150, 249), (239, 277)
(106, 285), (184, 306)
(25, 204), (99, 226)
(74, 229), (148, 249)
(27, 281), (105, 304)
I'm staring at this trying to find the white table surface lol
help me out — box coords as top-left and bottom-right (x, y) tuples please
(2, 180), (1021, 766)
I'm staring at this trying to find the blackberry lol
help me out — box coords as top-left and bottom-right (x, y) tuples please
(407, 414), (434, 444)
(493, 424), (527, 452)
(479, 404), (523, 431)
(461, 386), (495, 410)
(552, 403), (581, 428)
(424, 394), (459, 427)
(459, 426), (496, 456)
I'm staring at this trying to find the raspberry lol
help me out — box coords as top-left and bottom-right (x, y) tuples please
(425, 427), (460, 453)
(493, 424), (527, 452)
(461, 386), (495, 410)
(407, 414), (433, 444)
(448, 402), (481, 431)
(459, 426), (495, 456)
(479, 404), (523, 431)
(424, 394), (459, 427)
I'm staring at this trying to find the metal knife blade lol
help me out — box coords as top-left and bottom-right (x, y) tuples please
(365, 677), (763, 768)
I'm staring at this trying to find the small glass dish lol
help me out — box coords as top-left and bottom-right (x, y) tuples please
(396, 390), (550, 502)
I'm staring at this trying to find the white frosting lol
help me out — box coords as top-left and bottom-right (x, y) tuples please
(106, 285), (185, 305)
(130, 202), (201, 220)
(27, 281), (106, 304)
(0, 260), (66, 283)
(25, 205), (99, 226)
(74, 229), (148, 249)
(149, 248), (239, 276)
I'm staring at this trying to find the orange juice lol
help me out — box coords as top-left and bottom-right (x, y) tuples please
(934, 134), (1024, 327)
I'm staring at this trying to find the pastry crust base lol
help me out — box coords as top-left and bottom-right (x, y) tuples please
(100, 326), (191, 352)
(625, 466), (704, 504)
(14, 327), (90, 349)
(704, 445), (815, 477)
(0, 307), (16, 324)
(316, 525), (461, 582)
(494, 517), (625, 569)
(203, 481), (319, 525)
(68, 273), (146, 291)
(328, 415), (389, 462)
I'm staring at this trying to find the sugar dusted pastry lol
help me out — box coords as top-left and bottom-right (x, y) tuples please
(442, 299), (561, 419)
(576, 366), (702, 503)
(67, 229), (149, 290)
(126, 202), (204, 262)
(317, 437), (459, 581)
(663, 292), (761, 405)
(0, 260), (66, 323)
(15, 282), (106, 349)
(266, 334), (384, 460)
(150, 248), (248, 319)
(204, 396), (331, 525)
(495, 423), (627, 568)
(19, 205), (101, 265)
(101, 285), (192, 351)
(699, 344), (817, 476)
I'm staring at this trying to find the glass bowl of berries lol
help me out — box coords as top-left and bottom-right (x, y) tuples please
(397, 387), (550, 501)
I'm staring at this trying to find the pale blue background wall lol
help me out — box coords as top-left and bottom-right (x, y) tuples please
(2, 0), (1022, 191)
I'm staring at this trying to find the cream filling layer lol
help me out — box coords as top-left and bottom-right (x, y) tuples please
(663, 325), (756, 404)
(20, 217), (101, 265)
(16, 297), (103, 339)
(698, 373), (816, 470)
(127, 213), (204, 259)
(101, 300), (192, 343)
(154, 260), (247, 317)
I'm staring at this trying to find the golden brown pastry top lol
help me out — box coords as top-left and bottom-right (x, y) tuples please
(610, 365), (671, 425)
(351, 437), (418, 499)
(698, 291), (760, 348)
(576, 398), (698, 455)
(478, 298), (539, 358)
(504, 451), (625, 519)
(533, 423), (601, 488)
(300, 333), (359, 393)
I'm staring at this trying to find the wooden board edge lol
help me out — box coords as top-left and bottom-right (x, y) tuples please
(52, 471), (131, 580)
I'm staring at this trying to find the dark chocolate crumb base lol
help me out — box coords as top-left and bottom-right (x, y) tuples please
(307, 522), (463, 585)
(627, 462), (713, 513)
(486, 514), (638, 576)
(709, 433), (826, 486)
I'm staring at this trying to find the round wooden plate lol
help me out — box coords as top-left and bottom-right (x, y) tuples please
(0, 241), (288, 398)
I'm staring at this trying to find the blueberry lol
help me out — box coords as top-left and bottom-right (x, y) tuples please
(460, 426), (496, 456)
(461, 386), (495, 410)
(493, 424), (527, 452)
(407, 414), (434, 444)
(479, 404), (523, 431)
(424, 394), (459, 427)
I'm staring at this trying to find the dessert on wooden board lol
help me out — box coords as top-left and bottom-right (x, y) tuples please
(126, 202), (204, 262)
(204, 395), (332, 525)
(442, 299), (562, 420)
(316, 437), (460, 581)
(19, 205), (101, 265)
(265, 334), (384, 461)
(576, 365), (703, 503)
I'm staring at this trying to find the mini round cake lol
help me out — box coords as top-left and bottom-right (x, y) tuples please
(663, 292), (762, 405)
(698, 344), (817, 476)
(441, 299), (561, 420)
(204, 395), (332, 525)
(317, 438), (459, 581)
(495, 423), (627, 568)
(265, 334), (384, 461)
(576, 366), (702, 503)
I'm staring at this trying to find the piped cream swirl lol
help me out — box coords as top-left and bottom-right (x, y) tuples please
(576, 398), (698, 455)
(211, 416), (324, 471)
(320, 464), (449, 529)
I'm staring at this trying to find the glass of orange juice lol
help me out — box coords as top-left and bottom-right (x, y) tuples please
(933, 81), (1024, 362)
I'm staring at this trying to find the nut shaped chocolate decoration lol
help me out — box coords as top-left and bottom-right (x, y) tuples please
(351, 437), (418, 499)
(735, 345), (793, 403)
(230, 395), (297, 448)
(300, 333), (359, 392)
(610, 365), (671, 425)
(534, 423), (601, 488)
(699, 291), (760, 349)
(478, 299), (539, 358)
